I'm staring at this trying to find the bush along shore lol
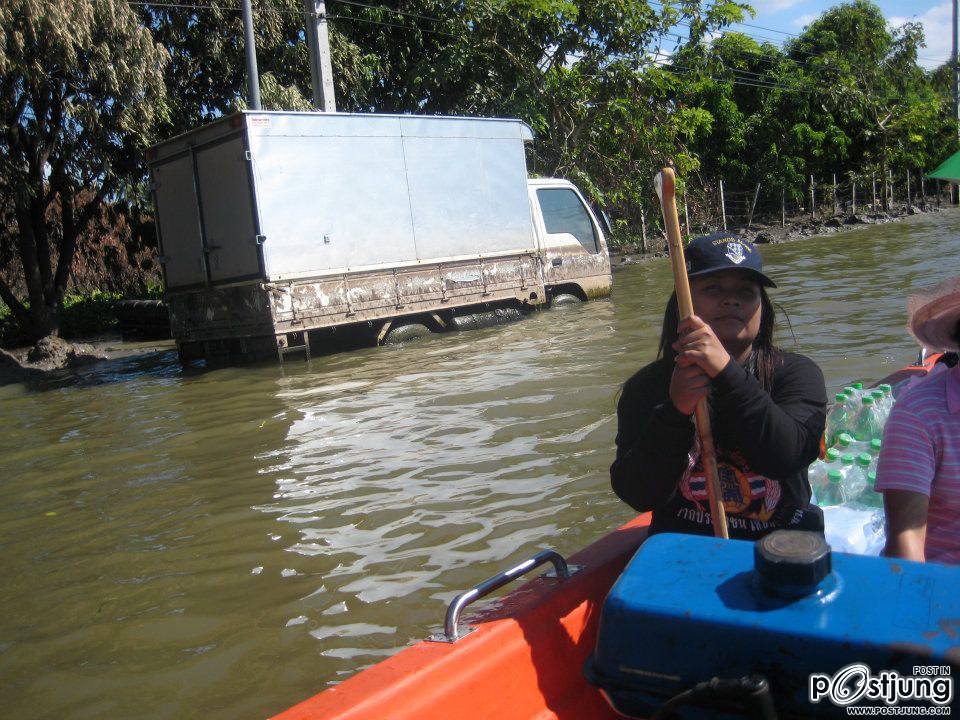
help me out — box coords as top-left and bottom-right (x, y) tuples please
(608, 202), (945, 267)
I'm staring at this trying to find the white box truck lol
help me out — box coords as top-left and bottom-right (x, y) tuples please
(147, 111), (612, 364)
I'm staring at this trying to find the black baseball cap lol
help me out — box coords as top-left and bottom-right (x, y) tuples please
(685, 232), (777, 288)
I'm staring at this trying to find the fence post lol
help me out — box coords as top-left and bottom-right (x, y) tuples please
(781, 189), (786, 228)
(640, 206), (647, 254)
(888, 169), (893, 210)
(906, 170), (911, 208)
(747, 182), (761, 229)
(809, 175), (816, 220)
(872, 173), (877, 211)
(684, 196), (690, 238)
(852, 176), (857, 215)
(832, 173), (838, 216)
(719, 180), (727, 231)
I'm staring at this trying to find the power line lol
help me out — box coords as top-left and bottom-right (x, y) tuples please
(327, 0), (450, 25)
(327, 13), (457, 37)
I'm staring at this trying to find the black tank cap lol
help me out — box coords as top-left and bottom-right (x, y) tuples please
(754, 530), (832, 598)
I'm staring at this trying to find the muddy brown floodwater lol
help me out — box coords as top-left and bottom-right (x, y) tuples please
(2, 210), (959, 719)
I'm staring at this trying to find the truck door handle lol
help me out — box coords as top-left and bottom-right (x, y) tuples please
(551, 257), (562, 267)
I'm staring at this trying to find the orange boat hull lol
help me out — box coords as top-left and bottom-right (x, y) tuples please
(273, 515), (651, 720)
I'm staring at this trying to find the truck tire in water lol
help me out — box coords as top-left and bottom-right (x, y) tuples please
(383, 323), (433, 345)
(551, 293), (581, 307)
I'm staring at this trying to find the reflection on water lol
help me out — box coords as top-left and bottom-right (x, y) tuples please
(2, 210), (959, 719)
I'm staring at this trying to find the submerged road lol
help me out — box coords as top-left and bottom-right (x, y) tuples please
(2, 209), (959, 719)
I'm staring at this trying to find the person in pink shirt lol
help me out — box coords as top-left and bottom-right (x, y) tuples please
(876, 277), (960, 564)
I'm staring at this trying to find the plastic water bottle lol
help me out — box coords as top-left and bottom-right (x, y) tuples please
(836, 432), (868, 456)
(819, 470), (847, 506)
(859, 471), (883, 508)
(851, 396), (883, 442)
(843, 453), (872, 500)
(869, 389), (890, 424)
(825, 393), (851, 445)
(808, 448), (842, 495)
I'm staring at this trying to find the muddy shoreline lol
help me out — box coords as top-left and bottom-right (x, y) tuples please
(609, 204), (939, 268)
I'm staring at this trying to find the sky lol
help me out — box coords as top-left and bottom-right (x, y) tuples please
(745, 0), (952, 69)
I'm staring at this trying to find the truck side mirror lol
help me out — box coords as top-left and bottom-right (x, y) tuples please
(599, 210), (613, 236)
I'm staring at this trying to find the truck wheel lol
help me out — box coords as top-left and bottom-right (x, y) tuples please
(383, 322), (433, 345)
(551, 293), (581, 307)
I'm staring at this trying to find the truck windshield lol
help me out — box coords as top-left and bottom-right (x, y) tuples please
(536, 188), (599, 253)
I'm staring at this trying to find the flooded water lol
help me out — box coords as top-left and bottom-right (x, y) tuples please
(2, 210), (959, 719)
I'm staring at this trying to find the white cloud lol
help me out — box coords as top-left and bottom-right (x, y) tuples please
(889, 1), (952, 70)
(792, 13), (816, 28)
(751, 0), (804, 10)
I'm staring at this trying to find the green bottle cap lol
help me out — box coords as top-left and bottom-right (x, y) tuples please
(868, 470), (877, 483)
(826, 447), (841, 461)
(879, 383), (892, 393)
(871, 389), (884, 399)
(870, 438), (882, 452)
(856, 453), (872, 467)
(841, 454), (855, 465)
(844, 386), (857, 395)
(862, 396), (874, 405)
(853, 382), (863, 390)
(837, 433), (854, 446)
(834, 393), (847, 403)
(828, 470), (843, 483)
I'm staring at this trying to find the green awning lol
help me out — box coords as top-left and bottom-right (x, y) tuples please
(927, 150), (960, 182)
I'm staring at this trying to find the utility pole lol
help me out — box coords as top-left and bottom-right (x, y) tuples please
(241, 0), (261, 110)
(954, 0), (959, 137)
(305, 0), (337, 111)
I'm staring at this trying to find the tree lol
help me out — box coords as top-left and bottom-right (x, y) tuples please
(0, 0), (168, 341)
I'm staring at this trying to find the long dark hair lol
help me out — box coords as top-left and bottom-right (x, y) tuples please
(656, 288), (781, 391)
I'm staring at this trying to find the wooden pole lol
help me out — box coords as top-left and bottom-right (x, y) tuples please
(719, 180), (727, 231)
(872, 173), (877, 211)
(809, 175), (816, 219)
(640, 206), (647, 254)
(747, 182), (761, 229)
(655, 168), (729, 540)
(852, 176), (857, 215)
(781, 188), (786, 228)
(906, 170), (911, 208)
(832, 173), (838, 216)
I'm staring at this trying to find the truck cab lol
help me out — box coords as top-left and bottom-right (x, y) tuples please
(527, 178), (612, 302)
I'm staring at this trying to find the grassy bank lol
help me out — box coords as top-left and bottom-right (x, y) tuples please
(0, 286), (162, 346)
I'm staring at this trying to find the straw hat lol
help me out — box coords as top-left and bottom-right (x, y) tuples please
(907, 276), (960, 352)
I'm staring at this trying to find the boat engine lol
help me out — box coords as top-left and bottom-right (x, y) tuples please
(585, 530), (959, 718)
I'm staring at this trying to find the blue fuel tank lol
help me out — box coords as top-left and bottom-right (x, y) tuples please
(585, 531), (959, 718)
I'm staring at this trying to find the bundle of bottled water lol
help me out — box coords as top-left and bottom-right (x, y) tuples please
(808, 382), (895, 555)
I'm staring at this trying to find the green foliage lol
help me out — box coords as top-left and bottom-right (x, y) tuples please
(0, 0), (169, 340)
(1, 0), (957, 345)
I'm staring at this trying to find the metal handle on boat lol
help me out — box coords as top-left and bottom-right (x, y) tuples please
(429, 549), (580, 643)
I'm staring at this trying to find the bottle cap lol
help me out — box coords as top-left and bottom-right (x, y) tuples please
(879, 383), (892, 394)
(853, 382), (863, 390)
(828, 470), (843, 482)
(826, 447), (841, 461)
(862, 396), (874, 405)
(871, 389), (884, 399)
(856, 453), (872, 467)
(841, 454), (854, 465)
(870, 438), (882, 452)
(844, 386), (857, 395)
(837, 433), (854, 446)
(834, 393), (847, 403)
(868, 470), (877, 484)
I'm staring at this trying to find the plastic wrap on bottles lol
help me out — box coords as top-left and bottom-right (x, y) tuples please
(823, 505), (885, 556)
